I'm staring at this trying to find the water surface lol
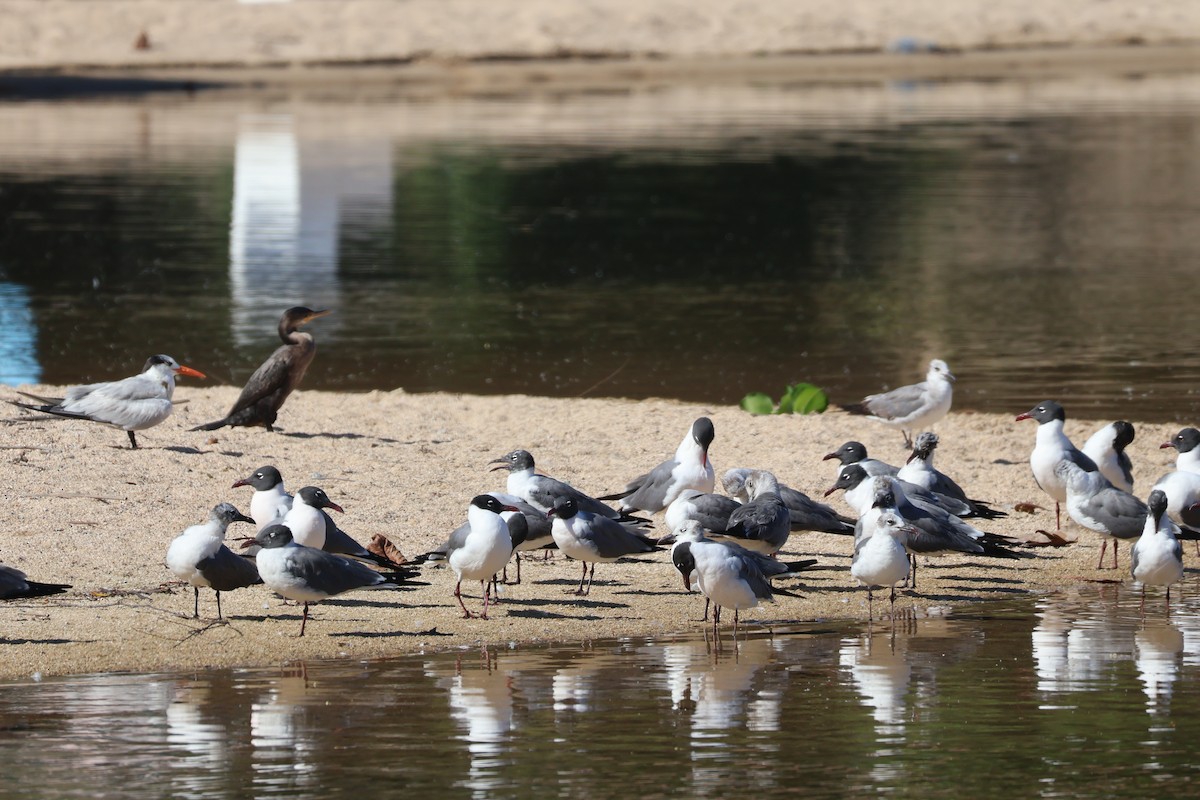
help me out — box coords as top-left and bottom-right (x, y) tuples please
(2, 72), (1200, 420)
(3, 587), (1200, 799)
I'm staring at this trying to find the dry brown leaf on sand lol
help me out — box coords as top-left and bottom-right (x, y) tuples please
(367, 534), (408, 566)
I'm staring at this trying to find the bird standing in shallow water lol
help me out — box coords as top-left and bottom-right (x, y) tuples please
(1131, 489), (1184, 611)
(9, 354), (205, 449)
(192, 306), (330, 433)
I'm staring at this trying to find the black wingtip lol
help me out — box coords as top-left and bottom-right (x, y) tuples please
(189, 419), (229, 432)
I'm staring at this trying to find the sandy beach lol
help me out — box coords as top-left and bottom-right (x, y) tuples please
(2, 1), (1198, 681)
(1, 0), (1198, 89)
(1, 384), (1188, 680)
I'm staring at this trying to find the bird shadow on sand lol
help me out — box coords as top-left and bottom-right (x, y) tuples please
(161, 445), (205, 455)
(0, 637), (78, 646)
(339, 627), (453, 638)
(500, 596), (628, 611)
(943, 574), (1026, 585)
(504, 607), (604, 621)
(278, 431), (402, 444)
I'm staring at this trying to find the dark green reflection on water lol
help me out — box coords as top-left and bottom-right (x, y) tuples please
(3, 587), (1200, 799)
(1, 81), (1199, 419)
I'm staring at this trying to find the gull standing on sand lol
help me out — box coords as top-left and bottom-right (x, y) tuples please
(1016, 400), (1099, 531)
(166, 503), (261, 619)
(446, 495), (518, 619)
(897, 432), (1007, 519)
(232, 465), (293, 529)
(547, 497), (659, 596)
(850, 488), (917, 620)
(192, 306), (330, 433)
(1131, 489), (1184, 609)
(0, 564), (70, 600)
(1057, 461), (1145, 570)
(665, 489), (742, 536)
(825, 465), (1025, 588)
(253, 523), (404, 636)
(1162, 428), (1200, 474)
(823, 441), (900, 479)
(722, 468), (854, 535)
(839, 359), (955, 448)
(713, 470), (792, 556)
(282, 486), (398, 568)
(489, 449), (637, 521)
(1082, 420), (1136, 493)
(8, 354), (206, 449)
(598, 417), (716, 513)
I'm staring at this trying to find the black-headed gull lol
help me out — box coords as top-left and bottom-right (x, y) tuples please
(598, 417), (715, 513)
(1016, 400), (1099, 531)
(165, 503), (260, 619)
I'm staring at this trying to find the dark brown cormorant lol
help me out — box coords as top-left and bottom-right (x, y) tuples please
(192, 307), (330, 433)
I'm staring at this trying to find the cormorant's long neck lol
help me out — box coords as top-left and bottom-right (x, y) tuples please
(279, 319), (314, 346)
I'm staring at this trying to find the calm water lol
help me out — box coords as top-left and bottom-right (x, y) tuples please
(2, 73), (1200, 420)
(3, 587), (1200, 799)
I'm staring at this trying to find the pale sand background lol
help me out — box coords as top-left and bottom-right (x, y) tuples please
(2, 385), (1189, 679)
(1, 0), (1198, 76)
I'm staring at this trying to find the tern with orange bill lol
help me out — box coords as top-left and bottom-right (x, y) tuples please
(8, 354), (205, 449)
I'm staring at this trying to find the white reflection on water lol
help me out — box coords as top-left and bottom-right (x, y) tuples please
(0, 281), (39, 386)
(426, 650), (519, 799)
(229, 112), (394, 347)
(1031, 585), (1199, 716)
(249, 669), (320, 795)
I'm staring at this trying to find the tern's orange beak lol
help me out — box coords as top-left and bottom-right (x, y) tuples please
(175, 365), (207, 379)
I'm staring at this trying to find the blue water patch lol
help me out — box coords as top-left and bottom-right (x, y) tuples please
(0, 281), (40, 386)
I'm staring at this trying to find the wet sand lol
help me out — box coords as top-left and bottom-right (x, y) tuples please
(1, 385), (1186, 680)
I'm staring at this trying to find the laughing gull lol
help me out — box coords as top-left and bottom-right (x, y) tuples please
(253, 523), (405, 636)
(192, 306), (330, 433)
(665, 489), (742, 536)
(666, 521), (805, 638)
(489, 449), (642, 523)
(850, 488), (918, 620)
(598, 417), (716, 513)
(1082, 420), (1136, 493)
(547, 496), (660, 596)
(722, 468), (854, 535)
(446, 495), (518, 619)
(231, 465), (293, 530)
(166, 503), (261, 619)
(713, 470), (792, 556)
(8, 354), (206, 449)
(826, 465), (1025, 587)
(1162, 428), (1200, 474)
(1056, 461), (1145, 570)
(823, 441), (899, 479)
(897, 432), (1007, 519)
(0, 563), (70, 600)
(838, 359), (955, 448)
(1131, 489), (1185, 609)
(282, 486), (398, 569)
(1016, 400), (1099, 531)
